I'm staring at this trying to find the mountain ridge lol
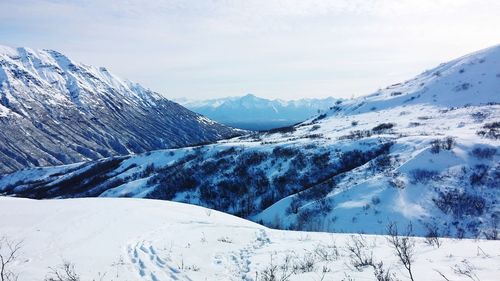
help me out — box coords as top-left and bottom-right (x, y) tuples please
(0, 45), (241, 174)
(1, 45), (499, 239)
(177, 94), (342, 130)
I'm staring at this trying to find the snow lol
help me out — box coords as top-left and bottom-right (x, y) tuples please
(1, 197), (499, 281)
(178, 94), (341, 129)
(0, 44), (240, 174)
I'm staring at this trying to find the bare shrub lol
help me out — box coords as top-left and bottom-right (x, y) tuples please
(374, 261), (400, 281)
(0, 236), (22, 281)
(452, 259), (480, 281)
(313, 242), (339, 262)
(424, 223), (442, 248)
(386, 222), (416, 281)
(217, 236), (233, 243)
(45, 262), (80, 281)
(292, 252), (316, 273)
(259, 254), (294, 281)
(345, 235), (374, 270)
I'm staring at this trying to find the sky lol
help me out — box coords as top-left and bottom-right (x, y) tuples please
(0, 0), (499, 100)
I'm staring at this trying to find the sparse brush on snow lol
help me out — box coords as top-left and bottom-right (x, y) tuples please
(0, 236), (22, 281)
(386, 222), (416, 281)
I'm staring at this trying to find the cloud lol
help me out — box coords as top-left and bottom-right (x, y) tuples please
(1, 0), (499, 100)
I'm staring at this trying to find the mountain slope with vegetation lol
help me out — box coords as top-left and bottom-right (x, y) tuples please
(0, 46), (241, 174)
(1, 45), (499, 239)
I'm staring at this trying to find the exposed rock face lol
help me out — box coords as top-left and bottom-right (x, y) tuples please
(0, 46), (240, 173)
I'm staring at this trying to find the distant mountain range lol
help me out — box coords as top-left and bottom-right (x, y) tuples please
(177, 94), (342, 130)
(0, 46), (241, 174)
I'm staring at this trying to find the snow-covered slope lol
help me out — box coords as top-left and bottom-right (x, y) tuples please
(1, 197), (499, 281)
(1, 45), (499, 239)
(0, 46), (241, 174)
(178, 94), (341, 130)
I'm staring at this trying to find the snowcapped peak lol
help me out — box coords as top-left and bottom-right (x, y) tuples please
(241, 93), (259, 99)
(0, 45), (241, 173)
(320, 44), (500, 119)
(0, 45), (17, 57)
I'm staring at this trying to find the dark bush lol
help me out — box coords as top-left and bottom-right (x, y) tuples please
(297, 183), (331, 202)
(201, 160), (218, 174)
(471, 112), (488, 123)
(315, 198), (333, 214)
(287, 197), (302, 214)
(289, 152), (307, 170)
(338, 130), (371, 140)
(253, 170), (270, 195)
(312, 152), (330, 168)
(430, 139), (441, 154)
(339, 150), (366, 172)
(141, 163), (156, 177)
(217, 179), (246, 195)
(470, 147), (497, 159)
(304, 133), (323, 139)
(310, 125), (321, 131)
(434, 190), (486, 217)
(296, 208), (317, 229)
(312, 113), (327, 123)
(443, 137), (455, 150)
(158, 168), (199, 199)
(240, 151), (268, 166)
(430, 137), (455, 153)
(370, 155), (392, 172)
(260, 192), (276, 210)
(469, 164), (489, 186)
(372, 123), (394, 132)
(267, 125), (296, 134)
(477, 122), (500, 139)
(199, 183), (216, 202)
(409, 169), (439, 184)
(272, 146), (298, 158)
(214, 147), (238, 158)
(454, 83), (471, 91)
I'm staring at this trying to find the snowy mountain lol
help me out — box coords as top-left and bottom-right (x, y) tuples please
(1, 45), (499, 239)
(1, 197), (499, 281)
(178, 94), (341, 130)
(0, 46), (241, 174)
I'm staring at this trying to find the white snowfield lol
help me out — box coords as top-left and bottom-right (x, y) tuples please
(1, 44), (499, 240)
(1, 197), (499, 281)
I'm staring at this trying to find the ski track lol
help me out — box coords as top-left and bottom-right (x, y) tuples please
(126, 228), (271, 281)
(225, 229), (271, 281)
(128, 240), (192, 281)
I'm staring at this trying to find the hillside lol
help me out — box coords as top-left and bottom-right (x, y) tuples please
(1, 197), (498, 281)
(0, 46), (241, 174)
(1, 45), (499, 239)
(178, 94), (341, 130)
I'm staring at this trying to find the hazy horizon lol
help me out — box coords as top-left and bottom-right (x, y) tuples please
(1, 0), (499, 100)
